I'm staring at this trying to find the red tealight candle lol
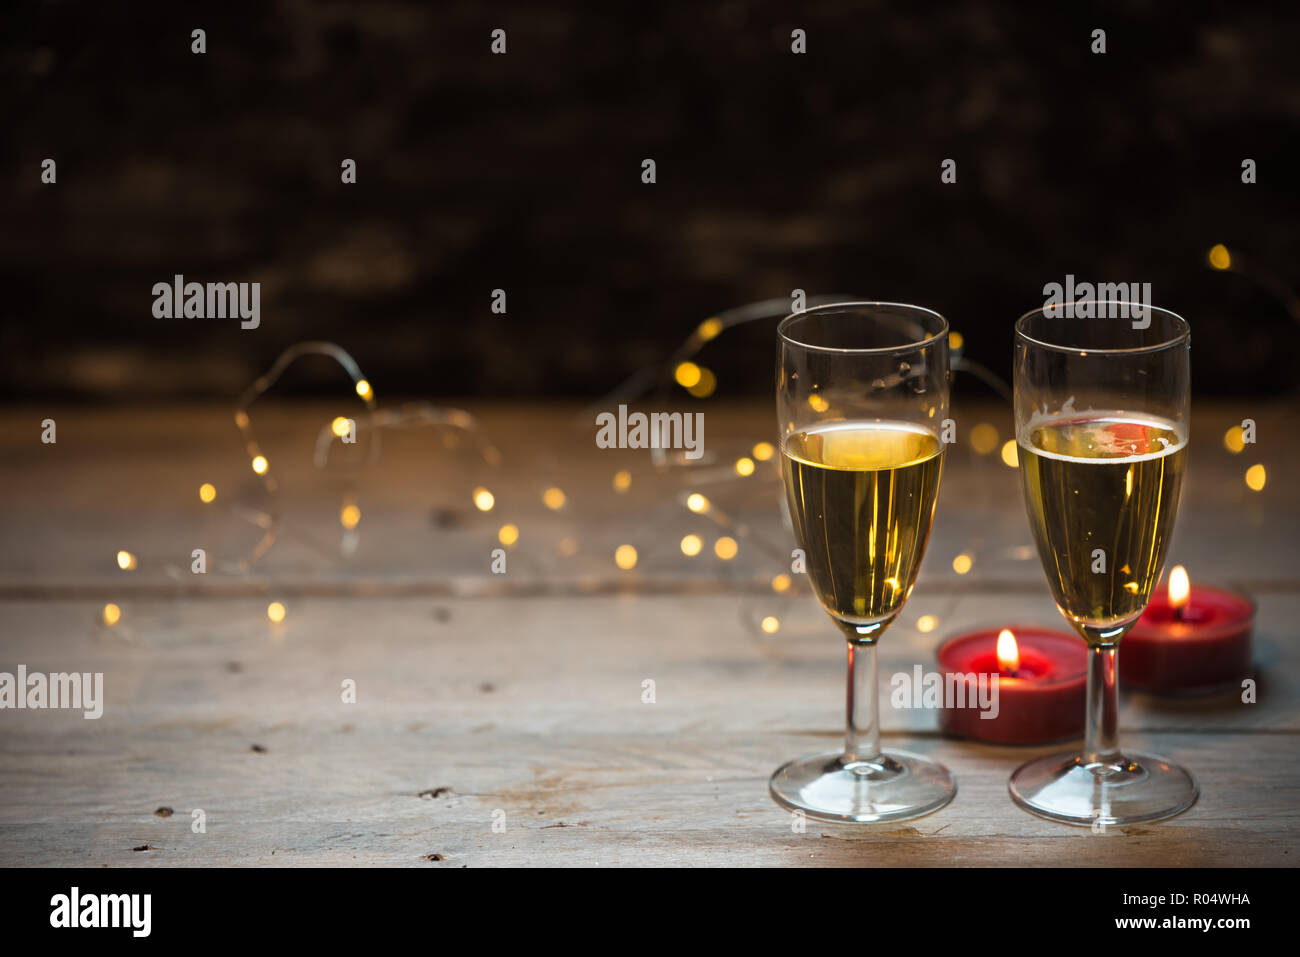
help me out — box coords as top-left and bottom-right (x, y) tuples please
(936, 626), (1086, 744)
(1122, 566), (1255, 694)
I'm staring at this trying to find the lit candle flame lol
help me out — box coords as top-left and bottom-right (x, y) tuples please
(996, 629), (1020, 674)
(1169, 565), (1190, 611)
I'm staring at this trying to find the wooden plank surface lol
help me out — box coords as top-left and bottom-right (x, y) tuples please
(0, 400), (1296, 866)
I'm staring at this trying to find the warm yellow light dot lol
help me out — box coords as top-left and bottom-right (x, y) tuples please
(714, 536), (738, 560)
(916, 614), (938, 633)
(1123, 581), (1140, 594)
(234, 411), (250, 429)
(252, 455), (269, 475)
(752, 441), (775, 462)
(808, 394), (829, 412)
(355, 379), (372, 398)
(674, 362), (702, 388)
(542, 486), (566, 510)
(331, 416), (352, 438)
(615, 544), (638, 570)
(734, 457), (755, 477)
(771, 573), (792, 593)
(686, 367), (716, 398)
(472, 487), (495, 511)
(949, 331), (964, 350)
(680, 534), (703, 557)
(341, 504), (361, 529)
(267, 602), (286, 623)
(199, 482), (217, 504)
(1223, 426), (1245, 454)
(102, 603), (121, 626)
(686, 493), (709, 513)
(969, 423), (999, 455)
(612, 470), (632, 493)
(952, 553), (973, 575)
(1208, 244), (1231, 271)
(697, 317), (724, 341)
(116, 550), (136, 571)
(1000, 440), (1019, 468)
(498, 524), (519, 546)
(760, 616), (780, 634)
(1245, 464), (1266, 491)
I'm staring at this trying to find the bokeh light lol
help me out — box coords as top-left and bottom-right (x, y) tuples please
(686, 367), (716, 398)
(697, 317), (723, 341)
(969, 423), (999, 455)
(674, 362), (702, 388)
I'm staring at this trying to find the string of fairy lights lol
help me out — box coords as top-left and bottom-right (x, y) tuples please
(102, 246), (1279, 636)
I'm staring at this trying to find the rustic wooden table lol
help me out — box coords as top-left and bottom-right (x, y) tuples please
(1, 399), (1295, 866)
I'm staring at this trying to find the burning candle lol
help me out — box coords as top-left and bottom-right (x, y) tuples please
(1122, 565), (1255, 694)
(936, 626), (1087, 744)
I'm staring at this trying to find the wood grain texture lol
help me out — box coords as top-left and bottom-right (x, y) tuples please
(0, 401), (1296, 866)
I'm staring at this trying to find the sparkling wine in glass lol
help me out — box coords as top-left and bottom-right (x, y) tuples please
(1009, 300), (1197, 825)
(769, 302), (955, 823)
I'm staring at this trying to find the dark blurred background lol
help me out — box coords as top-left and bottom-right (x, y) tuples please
(2, 0), (1298, 400)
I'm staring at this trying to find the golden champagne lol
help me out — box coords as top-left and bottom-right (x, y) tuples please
(1019, 412), (1186, 644)
(782, 421), (944, 637)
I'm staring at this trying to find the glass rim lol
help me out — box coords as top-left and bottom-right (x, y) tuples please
(1015, 301), (1190, 356)
(776, 301), (949, 355)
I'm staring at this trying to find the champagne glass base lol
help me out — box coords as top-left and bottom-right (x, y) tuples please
(769, 750), (956, 824)
(1009, 751), (1198, 826)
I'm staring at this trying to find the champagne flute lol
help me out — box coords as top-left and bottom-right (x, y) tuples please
(770, 302), (955, 823)
(1010, 300), (1197, 825)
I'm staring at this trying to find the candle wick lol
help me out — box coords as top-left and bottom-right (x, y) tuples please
(1173, 604), (1185, 623)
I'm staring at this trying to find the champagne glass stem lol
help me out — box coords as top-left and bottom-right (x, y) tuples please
(1084, 645), (1121, 765)
(844, 641), (881, 764)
